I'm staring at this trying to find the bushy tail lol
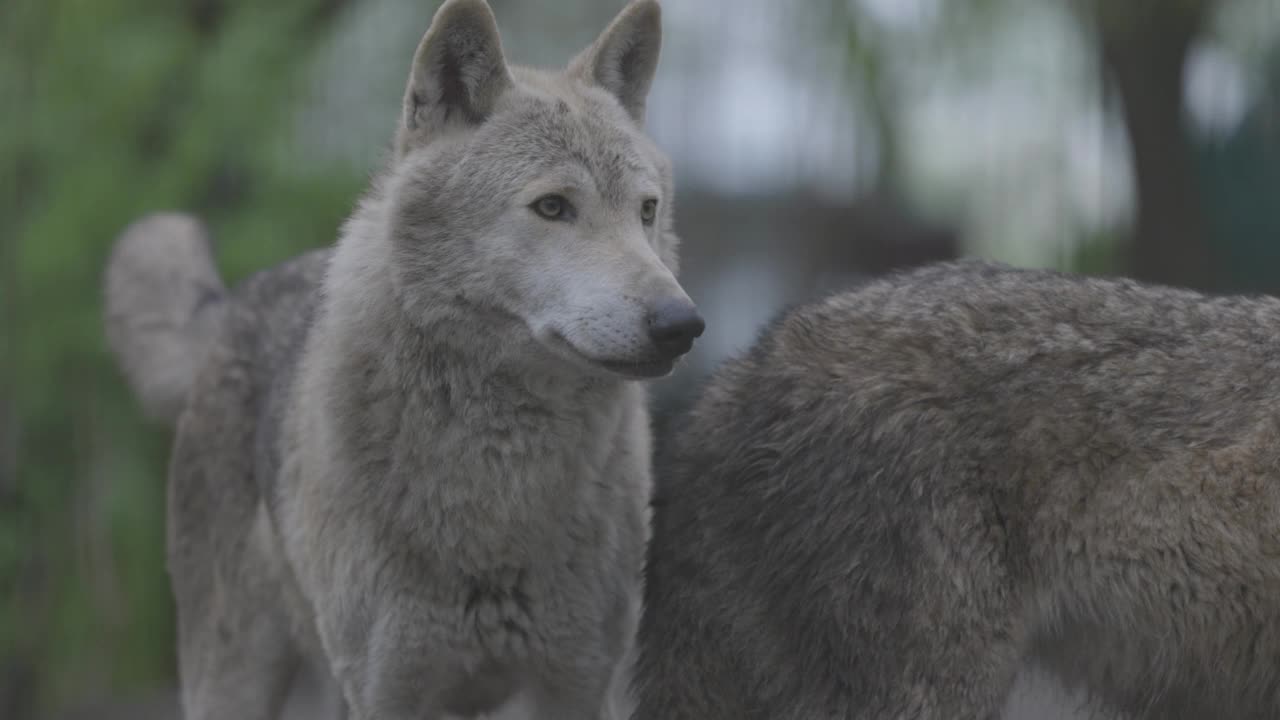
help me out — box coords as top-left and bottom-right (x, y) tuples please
(103, 213), (228, 425)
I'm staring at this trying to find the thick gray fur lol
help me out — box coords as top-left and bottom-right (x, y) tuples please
(102, 1), (694, 718)
(636, 259), (1280, 720)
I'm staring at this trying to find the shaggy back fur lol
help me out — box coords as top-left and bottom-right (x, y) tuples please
(637, 260), (1280, 720)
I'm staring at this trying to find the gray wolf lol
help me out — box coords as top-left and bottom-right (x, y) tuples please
(103, 1), (700, 718)
(636, 259), (1280, 720)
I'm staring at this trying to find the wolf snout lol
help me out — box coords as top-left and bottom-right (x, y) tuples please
(647, 299), (705, 360)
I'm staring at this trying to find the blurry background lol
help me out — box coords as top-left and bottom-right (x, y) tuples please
(2, 0), (1278, 717)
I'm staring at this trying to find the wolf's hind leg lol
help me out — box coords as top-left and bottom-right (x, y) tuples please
(175, 585), (300, 720)
(171, 514), (302, 720)
(165, 338), (304, 719)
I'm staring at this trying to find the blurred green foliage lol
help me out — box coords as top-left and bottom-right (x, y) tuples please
(1, 0), (365, 715)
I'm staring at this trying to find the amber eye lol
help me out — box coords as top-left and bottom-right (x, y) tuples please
(531, 194), (571, 221)
(641, 198), (658, 225)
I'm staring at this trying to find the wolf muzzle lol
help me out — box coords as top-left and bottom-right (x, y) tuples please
(647, 299), (704, 361)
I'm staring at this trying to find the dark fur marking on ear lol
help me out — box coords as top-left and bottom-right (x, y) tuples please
(615, 36), (650, 94)
(408, 91), (427, 130)
(438, 51), (486, 126)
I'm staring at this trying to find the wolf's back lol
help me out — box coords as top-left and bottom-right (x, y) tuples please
(104, 213), (228, 425)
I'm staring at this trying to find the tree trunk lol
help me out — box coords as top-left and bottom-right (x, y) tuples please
(1088, 0), (1218, 290)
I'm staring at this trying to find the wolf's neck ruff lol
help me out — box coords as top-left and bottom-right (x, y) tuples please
(299, 213), (636, 561)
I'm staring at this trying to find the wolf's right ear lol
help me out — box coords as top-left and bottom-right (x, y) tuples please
(396, 0), (512, 154)
(568, 0), (662, 125)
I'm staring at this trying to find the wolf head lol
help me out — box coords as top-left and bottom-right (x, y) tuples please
(382, 0), (701, 380)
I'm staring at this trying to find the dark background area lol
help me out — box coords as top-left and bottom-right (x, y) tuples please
(2, 0), (1278, 717)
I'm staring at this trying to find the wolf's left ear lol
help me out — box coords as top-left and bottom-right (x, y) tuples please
(568, 0), (662, 124)
(397, 0), (513, 153)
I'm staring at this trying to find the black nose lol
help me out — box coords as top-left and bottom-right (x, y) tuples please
(647, 300), (705, 360)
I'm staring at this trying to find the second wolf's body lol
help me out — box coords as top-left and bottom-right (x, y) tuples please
(636, 260), (1280, 720)
(104, 2), (700, 718)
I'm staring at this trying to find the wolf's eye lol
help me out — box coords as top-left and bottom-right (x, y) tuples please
(641, 199), (658, 225)
(531, 195), (571, 221)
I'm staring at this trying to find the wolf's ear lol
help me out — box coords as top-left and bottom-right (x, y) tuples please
(397, 0), (512, 153)
(568, 0), (662, 124)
